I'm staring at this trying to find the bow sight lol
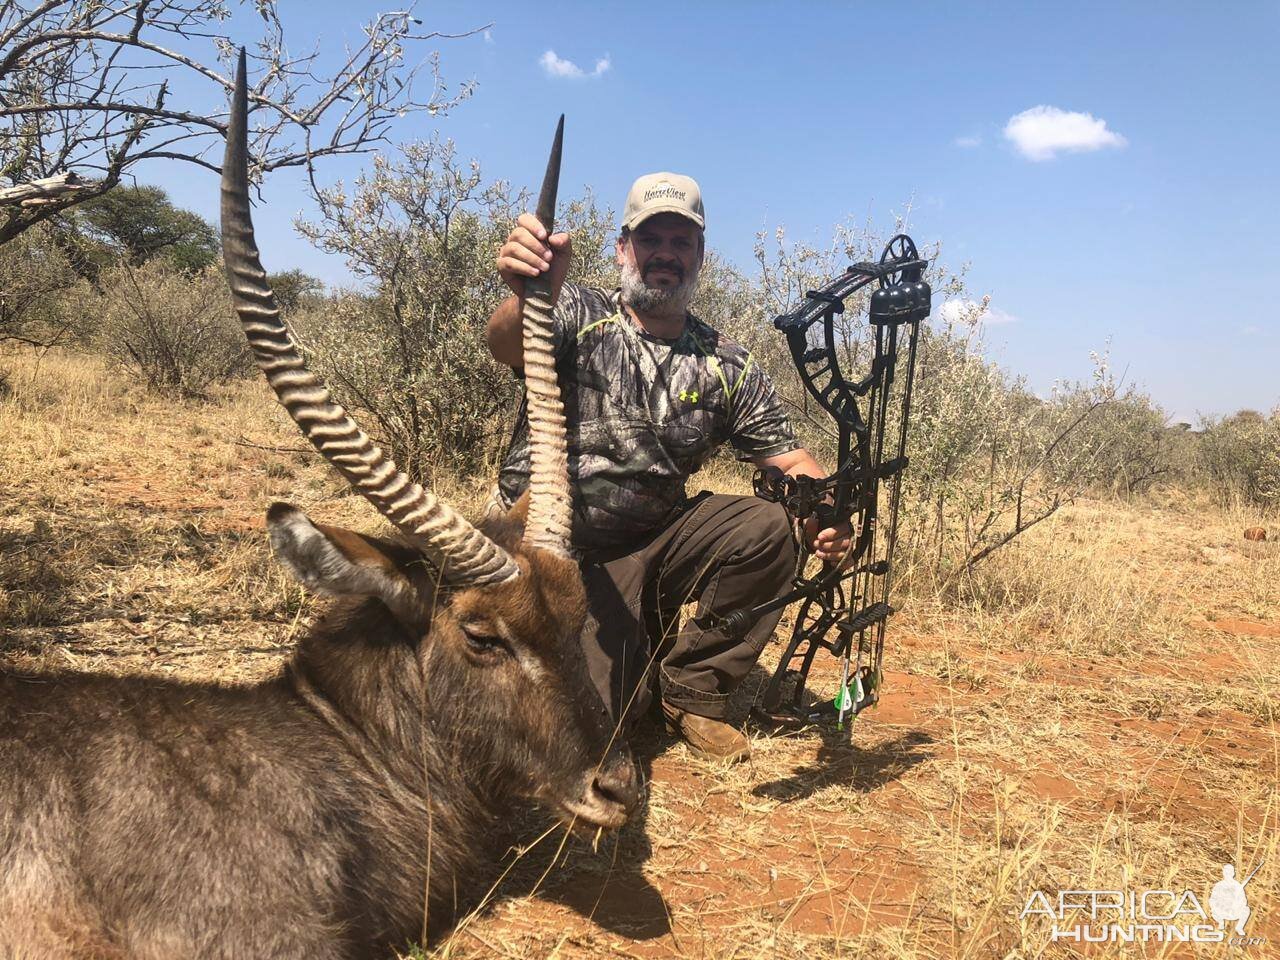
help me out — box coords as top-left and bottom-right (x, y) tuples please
(747, 234), (930, 733)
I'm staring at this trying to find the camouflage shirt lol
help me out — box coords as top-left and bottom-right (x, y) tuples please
(497, 283), (799, 550)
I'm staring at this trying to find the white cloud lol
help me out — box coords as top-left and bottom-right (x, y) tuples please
(1003, 105), (1127, 161)
(938, 298), (1019, 326)
(954, 135), (982, 149)
(483, 29), (493, 44)
(539, 50), (611, 79)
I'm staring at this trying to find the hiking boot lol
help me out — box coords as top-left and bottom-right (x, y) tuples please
(662, 702), (750, 762)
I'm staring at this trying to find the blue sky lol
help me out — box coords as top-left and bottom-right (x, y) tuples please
(148, 1), (1278, 422)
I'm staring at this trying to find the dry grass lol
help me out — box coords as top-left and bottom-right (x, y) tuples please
(3, 348), (1278, 958)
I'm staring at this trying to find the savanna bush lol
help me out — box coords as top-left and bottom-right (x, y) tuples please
(0, 223), (79, 348)
(93, 259), (248, 398)
(1194, 408), (1280, 509)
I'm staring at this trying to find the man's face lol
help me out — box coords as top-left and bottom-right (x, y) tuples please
(616, 213), (704, 290)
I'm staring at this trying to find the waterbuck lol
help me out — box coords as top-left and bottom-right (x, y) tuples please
(0, 54), (638, 959)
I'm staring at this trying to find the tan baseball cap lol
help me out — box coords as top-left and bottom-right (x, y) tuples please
(623, 172), (705, 231)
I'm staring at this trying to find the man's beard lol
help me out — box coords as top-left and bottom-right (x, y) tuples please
(620, 259), (700, 319)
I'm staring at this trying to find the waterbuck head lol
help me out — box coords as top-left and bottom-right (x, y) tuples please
(221, 52), (637, 831)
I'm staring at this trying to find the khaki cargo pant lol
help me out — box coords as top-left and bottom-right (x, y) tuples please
(578, 492), (796, 730)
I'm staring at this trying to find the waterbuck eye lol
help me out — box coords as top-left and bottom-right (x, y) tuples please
(460, 623), (508, 659)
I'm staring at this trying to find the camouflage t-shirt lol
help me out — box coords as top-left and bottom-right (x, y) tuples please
(497, 283), (799, 550)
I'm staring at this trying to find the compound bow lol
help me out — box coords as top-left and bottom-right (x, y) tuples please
(722, 235), (930, 734)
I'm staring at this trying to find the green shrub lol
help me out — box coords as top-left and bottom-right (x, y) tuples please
(0, 223), (79, 348)
(1194, 409), (1280, 509)
(93, 259), (248, 398)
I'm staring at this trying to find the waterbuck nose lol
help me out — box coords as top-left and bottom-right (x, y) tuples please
(590, 753), (641, 815)
(561, 752), (642, 831)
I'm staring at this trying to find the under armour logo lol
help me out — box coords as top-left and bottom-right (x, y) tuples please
(679, 389), (699, 404)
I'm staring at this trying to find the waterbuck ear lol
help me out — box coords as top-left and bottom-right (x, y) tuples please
(504, 489), (530, 528)
(477, 489), (530, 549)
(266, 502), (428, 627)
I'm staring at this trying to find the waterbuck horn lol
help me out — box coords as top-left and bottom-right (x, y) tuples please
(220, 49), (520, 586)
(521, 115), (574, 557)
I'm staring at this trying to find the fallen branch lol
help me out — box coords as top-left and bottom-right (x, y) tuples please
(234, 436), (313, 455)
(0, 172), (94, 207)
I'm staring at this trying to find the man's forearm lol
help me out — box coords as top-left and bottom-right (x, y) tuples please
(781, 449), (828, 482)
(486, 294), (524, 368)
(755, 447), (829, 483)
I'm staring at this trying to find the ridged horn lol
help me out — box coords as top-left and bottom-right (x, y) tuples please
(521, 115), (574, 556)
(220, 49), (519, 586)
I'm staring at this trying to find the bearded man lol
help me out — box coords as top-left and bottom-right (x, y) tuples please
(487, 173), (849, 761)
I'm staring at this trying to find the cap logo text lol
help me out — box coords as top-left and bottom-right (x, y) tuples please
(644, 185), (687, 202)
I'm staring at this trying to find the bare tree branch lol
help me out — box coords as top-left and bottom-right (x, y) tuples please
(961, 493), (1063, 572)
(0, 100), (227, 131)
(1, 1), (485, 244)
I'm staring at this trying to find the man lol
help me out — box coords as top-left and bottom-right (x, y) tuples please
(488, 173), (849, 761)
